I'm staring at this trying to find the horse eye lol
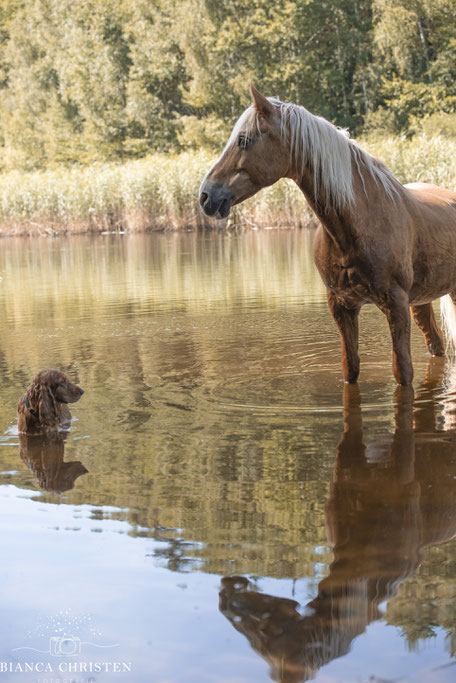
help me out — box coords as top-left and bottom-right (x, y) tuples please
(238, 133), (252, 149)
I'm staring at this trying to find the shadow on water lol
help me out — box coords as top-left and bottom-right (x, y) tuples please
(219, 357), (456, 682)
(19, 432), (88, 494)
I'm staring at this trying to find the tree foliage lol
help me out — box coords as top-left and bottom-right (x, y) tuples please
(0, 0), (454, 169)
(371, 0), (456, 130)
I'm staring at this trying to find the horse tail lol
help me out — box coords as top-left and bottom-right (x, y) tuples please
(440, 295), (456, 355)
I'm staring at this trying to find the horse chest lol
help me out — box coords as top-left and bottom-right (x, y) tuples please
(321, 262), (374, 303)
(313, 229), (377, 303)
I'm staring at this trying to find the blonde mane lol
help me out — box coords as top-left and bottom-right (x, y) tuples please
(228, 98), (399, 210)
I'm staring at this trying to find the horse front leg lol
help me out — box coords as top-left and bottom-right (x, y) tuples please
(380, 286), (414, 386)
(327, 291), (360, 383)
(410, 303), (444, 356)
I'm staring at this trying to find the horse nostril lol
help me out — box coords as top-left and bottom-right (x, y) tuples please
(199, 192), (208, 208)
(219, 198), (228, 216)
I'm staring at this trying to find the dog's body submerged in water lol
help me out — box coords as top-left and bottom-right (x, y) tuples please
(17, 369), (84, 434)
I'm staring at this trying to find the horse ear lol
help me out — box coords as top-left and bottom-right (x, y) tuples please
(250, 83), (275, 119)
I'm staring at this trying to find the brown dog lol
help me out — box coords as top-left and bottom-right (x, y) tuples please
(17, 369), (84, 434)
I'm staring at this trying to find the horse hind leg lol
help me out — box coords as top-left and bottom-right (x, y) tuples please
(440, 294), (456, 355)
(410, 303), (444, 357)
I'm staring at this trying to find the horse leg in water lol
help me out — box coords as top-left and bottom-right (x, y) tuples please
(410, 303), (444, 356)
(327, 291), (360, 383)
(380, 285), (413, 385)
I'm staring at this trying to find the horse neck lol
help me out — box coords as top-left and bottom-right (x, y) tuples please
(291, 148), (374, 253)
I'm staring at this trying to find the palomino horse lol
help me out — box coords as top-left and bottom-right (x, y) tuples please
(199, 85), (456, 385)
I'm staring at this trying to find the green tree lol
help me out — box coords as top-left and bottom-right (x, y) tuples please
(0, 0), (186, 168)
(371, 0), (456, 132)
(124, 0), (187, 156)
(0, 0), (130, 167)
(175, 0), (374, 145)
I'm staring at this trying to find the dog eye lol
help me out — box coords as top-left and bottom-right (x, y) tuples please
(238, 133), (253, 149)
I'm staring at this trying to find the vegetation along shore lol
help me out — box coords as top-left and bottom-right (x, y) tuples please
(0, 135), (455, 236)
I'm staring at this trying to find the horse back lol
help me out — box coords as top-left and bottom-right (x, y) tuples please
(403, 182), (456, 253)
(404, 182), (456, 224)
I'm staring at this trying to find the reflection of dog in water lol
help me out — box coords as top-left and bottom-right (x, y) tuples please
(19, 432), (88, 494)
(17, 369), (84, 434)
(219, 360), (456, 683)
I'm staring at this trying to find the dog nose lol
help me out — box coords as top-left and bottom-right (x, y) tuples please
(79, 388), (84, 396)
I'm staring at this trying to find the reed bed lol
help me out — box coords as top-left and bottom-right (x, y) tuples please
(363, 134), (456, 189)
(0, 134), (455, 235)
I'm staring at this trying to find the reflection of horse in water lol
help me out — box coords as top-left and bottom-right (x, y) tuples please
(19, 432), (88, 494)
(219, 360), (456, 682)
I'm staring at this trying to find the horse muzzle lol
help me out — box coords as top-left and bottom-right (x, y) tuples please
(199, 182), (233, 219)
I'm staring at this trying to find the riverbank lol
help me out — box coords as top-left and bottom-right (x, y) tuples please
(0, 134), (455, 236)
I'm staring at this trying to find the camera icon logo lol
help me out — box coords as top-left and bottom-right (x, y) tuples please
(49, 634), (82, 657)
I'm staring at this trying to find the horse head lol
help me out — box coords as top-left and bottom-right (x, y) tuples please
(199, 85), (290, 219)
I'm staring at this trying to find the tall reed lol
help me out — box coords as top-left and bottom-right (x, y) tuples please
(0, 135), (454, 235)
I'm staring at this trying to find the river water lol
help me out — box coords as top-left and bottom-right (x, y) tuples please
(0, 230), (455, 682)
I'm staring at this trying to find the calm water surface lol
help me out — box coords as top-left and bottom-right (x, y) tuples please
(0, 231), (455, 682)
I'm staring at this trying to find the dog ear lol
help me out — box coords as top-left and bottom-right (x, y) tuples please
(28, 381), (40, 410)
(37, 384), (59, 426)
